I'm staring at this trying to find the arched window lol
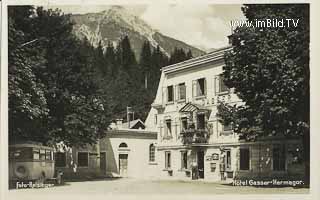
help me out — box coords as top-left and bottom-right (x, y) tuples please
(119, 143), (128, 148)
(149, 144), (155, 162)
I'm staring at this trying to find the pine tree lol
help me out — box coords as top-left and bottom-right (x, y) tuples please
(120, 35), (137, 72)
(139, 41), (152, 88)
(105, 41), (116, 77)
(187, 49), (193, 59)
(169, 47), (189, 65)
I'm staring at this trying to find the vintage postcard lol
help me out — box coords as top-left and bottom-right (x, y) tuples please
(1, 0), (319, 200)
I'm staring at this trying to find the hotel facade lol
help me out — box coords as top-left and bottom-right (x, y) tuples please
(145, 47), (305, 181)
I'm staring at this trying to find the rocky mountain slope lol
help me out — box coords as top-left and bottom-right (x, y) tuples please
(70, 6), (205, 58)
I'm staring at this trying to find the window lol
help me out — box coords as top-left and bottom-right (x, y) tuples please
(9, 148), (33, 160)
(197, 78), (206, 96)
(273, 145), (286, 171)
(40, 149), (46, 160)
(119, 143), (128, 148)
(210, 163), (217, 172)
(223, 123), (233, 132)
(165, 151), (171, 169)
(239, 148), (250, 170)
(33, 149), (40, 160)
(181, 151), (188, 169)
(181, 117), (188, 132)
(225, 150), (231, 170)
(165, 119), (172, 138)
(154, 114), (157, 125)
(149, 144), (155, 162)
(167, 85), (174, 102)
(219, 75), (229, 93)
(216, 75), (229, 94)
(45, 150), (52, 160)
(55, 152), (66, 167)
(178, 83), (186, 100)
(197, 113), (205, 130)
(78, 152), (89, 167)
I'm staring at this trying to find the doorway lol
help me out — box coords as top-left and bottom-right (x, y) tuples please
(100, 152), (106, 173)
(197, 151), (204, 179)
(119, 154), (128, 177)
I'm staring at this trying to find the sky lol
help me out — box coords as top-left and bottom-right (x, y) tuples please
(47, 4), (245, 51)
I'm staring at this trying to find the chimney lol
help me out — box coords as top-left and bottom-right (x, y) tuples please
(116, 119), (123, 129)
(127, 106), (134, 128)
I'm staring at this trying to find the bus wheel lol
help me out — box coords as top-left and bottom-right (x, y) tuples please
(36, 172), (46, 185)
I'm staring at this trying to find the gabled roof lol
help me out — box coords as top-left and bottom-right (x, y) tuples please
(122, 119), (145, 129)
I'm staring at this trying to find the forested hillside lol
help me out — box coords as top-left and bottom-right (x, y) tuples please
(8, 6), (193, 146)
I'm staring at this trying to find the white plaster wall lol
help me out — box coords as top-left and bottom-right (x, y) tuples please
(146, 58), (242, 147)
(100, 136), (159, 179)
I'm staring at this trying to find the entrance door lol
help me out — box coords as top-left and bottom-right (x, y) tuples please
(197, 151), (204, 179)
(119, 154), (128, 177)
(100, 152), (106, 173)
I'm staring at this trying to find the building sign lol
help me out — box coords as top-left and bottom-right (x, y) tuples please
(206, 153), (219, 161)
(212, 153), (219, 160)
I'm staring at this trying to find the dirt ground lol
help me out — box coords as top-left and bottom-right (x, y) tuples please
(7, 177), (309, 200)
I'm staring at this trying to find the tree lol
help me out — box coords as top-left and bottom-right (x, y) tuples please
(8, 14), (49, 143)
(105, 41), (116, 77)
(217, 4), (309, 184)
(119, 35), (137, 72)
(169, 47), (190, 65)
(186, 49), (193, 59)
(8, 6), (111, 147)
(139, 41), (152, 88)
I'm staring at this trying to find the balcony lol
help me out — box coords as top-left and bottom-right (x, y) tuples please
(179, 127), (209, 145)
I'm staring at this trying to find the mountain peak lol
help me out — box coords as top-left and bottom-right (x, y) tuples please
(71, 7), (204, 58)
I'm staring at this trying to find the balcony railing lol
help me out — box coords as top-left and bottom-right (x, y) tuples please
(179, 128), (209, 145)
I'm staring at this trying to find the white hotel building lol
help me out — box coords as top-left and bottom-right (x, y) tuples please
(145, 46), (305, 181)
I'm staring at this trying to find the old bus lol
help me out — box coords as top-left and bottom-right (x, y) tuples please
(9, 143), (55, 184)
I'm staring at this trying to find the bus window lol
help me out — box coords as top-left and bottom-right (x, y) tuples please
(40, 149), (46, 160)
(9, 148), (33, 159)
(46, 150), (52, 160)
(33, 149), (40, 160)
